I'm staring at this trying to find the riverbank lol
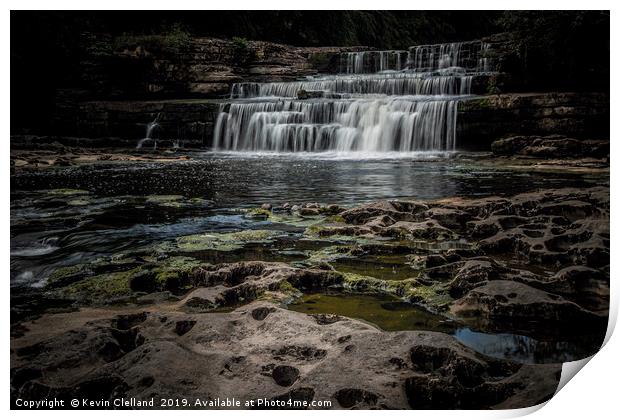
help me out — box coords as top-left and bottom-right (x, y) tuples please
(10, 142), (610, 174)
(11, 158), (609, 408)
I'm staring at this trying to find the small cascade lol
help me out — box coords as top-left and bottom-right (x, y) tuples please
(214, 39), (494, 153)
(231, 72), (472, 98)
(341, 50), (408, 74)
(407, 40), (493, 72)
(137, 113), (161, 150)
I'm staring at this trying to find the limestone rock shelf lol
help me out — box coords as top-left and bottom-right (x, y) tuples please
(44, 92), (609, 148)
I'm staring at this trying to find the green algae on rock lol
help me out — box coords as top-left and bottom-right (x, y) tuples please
(45, 188), (91, 196)
(244, 207), (327, 228)
(145, 195), (211, 208)
(176, 229), (285, 252)
(46, 264), (91, 288)
(56, 269), (138, 302)
(341, 272), (452, 312)
(305, 245), (352, 265)
(151, 256), (203, 290)
(47, 255), (204, 303)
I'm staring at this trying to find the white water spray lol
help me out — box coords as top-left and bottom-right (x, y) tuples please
(215, 40), (493, 153)
(137, 113), (161, 150)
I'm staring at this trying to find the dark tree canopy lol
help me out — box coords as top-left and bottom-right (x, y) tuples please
(498, 11), (609, 92)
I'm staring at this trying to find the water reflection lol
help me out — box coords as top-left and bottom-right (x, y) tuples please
(11, 153), (597, 207)
(453, 328), (601, 364)
(288, 292), (600, 363)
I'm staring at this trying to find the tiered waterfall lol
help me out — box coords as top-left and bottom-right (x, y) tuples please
(214, 40), (491, 152)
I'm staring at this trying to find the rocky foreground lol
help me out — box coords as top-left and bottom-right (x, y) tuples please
(11, 186), (609, 409)
(12, 301), (561, 410)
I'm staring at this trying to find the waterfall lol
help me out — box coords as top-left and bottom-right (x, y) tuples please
(137, 113), (161, 150)
(341, 50), (408, 74)
(407, 40), (492, 72)
(231, 72), (472, 98)
(214, 98), (458, 152)
(215, 39), (492, 153)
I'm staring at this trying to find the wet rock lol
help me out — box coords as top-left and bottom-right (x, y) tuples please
(450, 280), (605, 326)
(385, 220), (457, 241)
(404, 343), (532, 409)
(422, 207), (472, 230)
(184, 261), (343, 309)
(491, 135), (609, 159)
(11, 185), (608, 409)
(425, 254), (448, 268)
(310, 313), (343, 325)
(310, 186), (609, 330)
(325, 204), (345, 214)
(546, 266), (609, 310)
(11, 301), (562, 409)
(174, 320), (196, 336)
(298, 207), (320, 216)
(251, 307), (277, 321)
(297, 89), (324, 100)
(112, 312), (148, 330)
(445, 259), (507, 297)
(272, 365), (300, 387)
(181, 288), (218, 312)
(273, 345), (327, 362)
(176, 229), (282, 252)
(340, 200), (427, 225)
(491, 136), (537, 155)
(334, 388), (379, 408)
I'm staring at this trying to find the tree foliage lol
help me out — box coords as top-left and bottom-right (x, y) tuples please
(498, 11), (609, 91)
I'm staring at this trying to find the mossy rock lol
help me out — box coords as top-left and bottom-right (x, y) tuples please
(306, 245), (352, 265)
(245, 208), (324, 227)
(245, 208), (272, 219)
(51, 255), (205, 302)
(57, 269), (140, 302)
(152, 256), (203, 291)
(342, 272), (399, 291)
(404, 284), (453, 311)
(324, 214), (346, 223)
(67, 198), (91, 206)
(269, 213), (325, 227)
(46, 189), (90, 196)
(145, 195), (210, 208)
(341, 272), (452, 312)
(304, 224), (341, 237)
(160, 256), (202, 271)
(279, 280), (298, 294)
(47, 264), (91, 288)
(176, 229), (282, 252)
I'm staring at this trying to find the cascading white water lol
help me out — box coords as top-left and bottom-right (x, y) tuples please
(407, 40), (492, 72)
(137, 113), (161, 150)
(214, 39), (492, 153)
(341, 50), (407, 74)
(340, 40), (493, 75)
(214, 97), (458, 152)
(231, 72), (471, 98)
